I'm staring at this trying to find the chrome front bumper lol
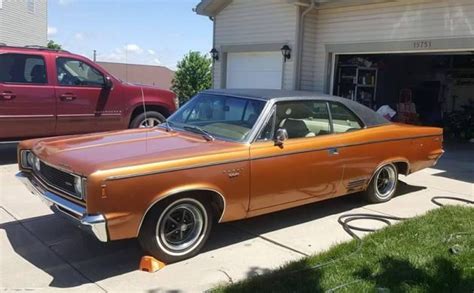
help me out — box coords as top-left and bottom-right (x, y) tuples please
(16, 172), (108, 242)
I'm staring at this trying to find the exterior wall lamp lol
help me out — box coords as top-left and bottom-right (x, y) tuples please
(281, 45), (291, 62)
(210, 48), (219, 61)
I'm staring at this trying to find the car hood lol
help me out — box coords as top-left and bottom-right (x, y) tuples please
(30, 128), (248, 176)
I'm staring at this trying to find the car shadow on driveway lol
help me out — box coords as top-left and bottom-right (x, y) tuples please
(0, 181), (425, 289)
(431, 142), (474, 184)
(0, 143), (18, 165)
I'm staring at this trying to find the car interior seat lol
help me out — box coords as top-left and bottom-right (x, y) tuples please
(280, 118), (314, 138)
(30, 65), (46, 83)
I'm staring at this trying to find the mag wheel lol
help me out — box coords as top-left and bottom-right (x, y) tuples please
(139, 197), (213, 263)
(364, 163), (398, 203)
(130, 111), (166, 128)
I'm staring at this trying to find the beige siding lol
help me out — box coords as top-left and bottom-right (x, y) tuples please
(0, 0), (47, 46)
(303, 0), (474, 92)
(214, 0), (298, 89)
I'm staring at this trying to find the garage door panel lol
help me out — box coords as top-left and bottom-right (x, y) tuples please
(227, 51), (282, 89)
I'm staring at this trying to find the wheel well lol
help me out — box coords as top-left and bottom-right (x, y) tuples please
(393, 161), (409, 176)
(130, 105), (170, 125)
(140, 190), (225, 233)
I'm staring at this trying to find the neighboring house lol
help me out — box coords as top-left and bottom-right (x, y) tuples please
(195, 0), (474, 127)
(97, 61), (175, 90)
(0, 0), (47, 46)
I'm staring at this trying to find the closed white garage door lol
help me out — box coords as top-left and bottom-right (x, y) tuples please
(226, 51), (282, 89)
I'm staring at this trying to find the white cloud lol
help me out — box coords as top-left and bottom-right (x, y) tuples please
(47, 26), (58, 37)
(74, 33), (84, 41)
(98, 47), (168, 67)
(124, 44), (143, 54)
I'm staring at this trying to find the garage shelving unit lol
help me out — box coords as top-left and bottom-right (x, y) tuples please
(336, 65), (378, 109)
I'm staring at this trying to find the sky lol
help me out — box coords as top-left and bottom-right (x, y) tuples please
(47, 0), (213, 70)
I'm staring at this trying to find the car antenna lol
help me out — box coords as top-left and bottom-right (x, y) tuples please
(141, 87), (149, 151)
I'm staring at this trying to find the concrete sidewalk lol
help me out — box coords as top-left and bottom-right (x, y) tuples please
(0, 143), (472, 292)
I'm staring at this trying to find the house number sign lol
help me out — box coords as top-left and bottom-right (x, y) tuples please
(413, 40), (432, 49)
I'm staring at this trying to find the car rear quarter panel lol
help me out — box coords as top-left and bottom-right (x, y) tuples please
(337, 123), (443, 192)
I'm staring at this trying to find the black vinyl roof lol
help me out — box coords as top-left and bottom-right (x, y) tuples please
(202, 89), (390, 127)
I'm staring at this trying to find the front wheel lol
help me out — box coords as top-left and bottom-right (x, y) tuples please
(130, 111), (166, 128)
(138, 197), (213, 263)
(363, 163), (398, 203)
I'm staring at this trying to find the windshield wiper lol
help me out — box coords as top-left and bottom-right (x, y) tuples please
(183, 125), (215, 141)
(163, 120), (173, 132)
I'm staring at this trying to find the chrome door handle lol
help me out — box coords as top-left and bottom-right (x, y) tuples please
(0, 91), (16, 100)
(328, 148), (339, 155)
(60, 94), (76, 101)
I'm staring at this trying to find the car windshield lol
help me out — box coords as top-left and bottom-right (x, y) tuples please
(166, 94), (266, 142)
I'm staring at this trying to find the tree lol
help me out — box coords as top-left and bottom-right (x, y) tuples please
(171, 51), (212, 105)
(47, 40), (62, 50)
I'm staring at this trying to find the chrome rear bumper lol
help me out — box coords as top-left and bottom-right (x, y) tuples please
(16, 172), (108, 242)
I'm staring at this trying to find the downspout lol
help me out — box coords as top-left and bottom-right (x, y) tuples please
(210, 16), (217, 89)
(295, 0), (317, 90)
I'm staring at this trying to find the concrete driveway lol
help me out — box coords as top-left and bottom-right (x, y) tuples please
(1, 142), (472, 292)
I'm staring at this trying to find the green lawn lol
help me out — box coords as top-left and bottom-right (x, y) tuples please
(214, 206), (474, 293)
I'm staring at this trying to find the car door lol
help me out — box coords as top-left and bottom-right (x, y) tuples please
(54, 56), (119, 135)
(0, 52), (56, 140)
(249, 100), (344, 211)
(326, 102), (369, 193)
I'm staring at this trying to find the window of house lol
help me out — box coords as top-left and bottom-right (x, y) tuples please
(56, 58), (105, 87)
(329, 102), (363, 133)
(0, 53), (47, 84)
(258, 100), (331, 140)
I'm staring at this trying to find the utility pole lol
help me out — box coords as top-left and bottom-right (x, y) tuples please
(93, 50), (97, 62)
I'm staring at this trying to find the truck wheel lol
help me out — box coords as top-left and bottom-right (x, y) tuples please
(130, 111), (166, 128)
(138, 196), (213, 263)
(363, 163), (398, 203)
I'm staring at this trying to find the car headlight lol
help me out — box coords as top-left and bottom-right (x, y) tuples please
(74, 176), (87, 199)
(33, 156), (41, 172)
(20, 150), (36, 169)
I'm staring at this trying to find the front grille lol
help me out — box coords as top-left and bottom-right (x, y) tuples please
(34, 162), (81, 199)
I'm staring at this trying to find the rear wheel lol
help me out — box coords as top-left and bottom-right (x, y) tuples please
(363, 163), (398, 203)
(130, 111), (166, 128)
(138, 196), (213, 263)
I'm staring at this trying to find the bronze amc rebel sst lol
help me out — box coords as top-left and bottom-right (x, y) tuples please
(17, 89), (444, 263)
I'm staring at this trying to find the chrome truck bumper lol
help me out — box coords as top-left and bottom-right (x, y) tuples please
(16, 172), (108, 242)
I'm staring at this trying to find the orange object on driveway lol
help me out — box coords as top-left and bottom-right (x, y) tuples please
(140, 256), (166, 273)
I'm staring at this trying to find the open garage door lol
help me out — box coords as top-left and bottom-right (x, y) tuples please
(226, 51), (282, 89)
(332, 52), (474, 136)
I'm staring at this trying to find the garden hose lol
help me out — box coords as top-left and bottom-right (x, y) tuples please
(248, 196), (472, 291)
(325, 196), (473, 292)
(431, 196), (474, 207)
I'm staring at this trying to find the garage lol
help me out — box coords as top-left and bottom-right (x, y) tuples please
(331, 52), (474, 139)
(226, 51), (283, 89)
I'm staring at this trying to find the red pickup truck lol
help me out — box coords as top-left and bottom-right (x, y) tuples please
(0, 45), (178, 140)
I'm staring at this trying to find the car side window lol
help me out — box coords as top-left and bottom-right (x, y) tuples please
(0, 53), (47, 84)
(56, 57), (104, 87)
(329, 102), (363, 133)
(258, 100), (331, 140)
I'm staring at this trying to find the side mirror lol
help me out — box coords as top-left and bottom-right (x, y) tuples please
(274, 128), (288, 146)
(103, 76), (113, 89)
